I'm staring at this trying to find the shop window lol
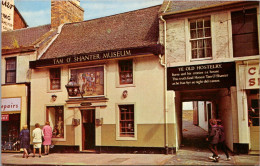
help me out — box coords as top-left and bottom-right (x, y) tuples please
(46, 106), (64, 138)
(250, 99), (260, 126)
(1, 114), (20, 151)
(5, 57), (16, 83)
(232, 8), (259, 57)
(70, 66), (104, 97)
(119, 60), (133, 84)
(189, 17), (212, 60)
(50, 68), (61, 90)
(119, 105), (134, 137)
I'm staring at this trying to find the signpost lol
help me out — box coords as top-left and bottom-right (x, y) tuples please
(167, 62), (236, 91)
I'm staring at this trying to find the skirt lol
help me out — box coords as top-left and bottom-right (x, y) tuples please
(33, 143), (41, 149)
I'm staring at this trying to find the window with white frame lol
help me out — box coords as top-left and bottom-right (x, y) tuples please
(119, 105), (135, 137)
(5, 57), (16, 83)
(190, 17), (212, 59)
(46, 106), (64, 138)
(119, 60), (133, 85)
(50, 68), (61, 90)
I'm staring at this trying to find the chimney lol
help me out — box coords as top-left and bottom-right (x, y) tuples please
(51, 0), (84, 28)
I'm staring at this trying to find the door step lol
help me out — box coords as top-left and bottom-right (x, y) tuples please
(80, 150), (97, 153)
(249, 150), (260, 155)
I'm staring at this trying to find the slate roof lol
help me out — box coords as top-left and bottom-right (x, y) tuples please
(2, 24), (51, 49)
(160, 1), (240, 15)
(40, 5), (161, 60)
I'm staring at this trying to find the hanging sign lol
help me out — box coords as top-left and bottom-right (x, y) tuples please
(246, 64), (260, 89)
(167, 62), (236, 91)
(1, 114), (9, 121)
(1, 98), (21, 112)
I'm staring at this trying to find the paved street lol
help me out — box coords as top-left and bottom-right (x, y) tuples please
(2, 120), (259, 165)
(1, 151), (259, 165)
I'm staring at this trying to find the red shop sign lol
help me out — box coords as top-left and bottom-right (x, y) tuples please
(1, 114), (9, 121)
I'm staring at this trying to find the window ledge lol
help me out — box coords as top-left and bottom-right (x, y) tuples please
(47, 89), (62, 93)
(190, 57), (213, 62)
(116, 84), (136, 88)
(116, 136), (137, 141)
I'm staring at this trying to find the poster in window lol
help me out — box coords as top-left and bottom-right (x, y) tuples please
(71, 66), (104, 97)
(47, 106), (64, 138)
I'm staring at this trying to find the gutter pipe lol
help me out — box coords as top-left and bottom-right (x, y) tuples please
(159, 14), (168, 155)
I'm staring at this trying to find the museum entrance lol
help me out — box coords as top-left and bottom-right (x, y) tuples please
(81, 109), (95, 151)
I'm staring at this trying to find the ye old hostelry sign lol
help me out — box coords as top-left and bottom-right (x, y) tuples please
(167, 62), (236, 90)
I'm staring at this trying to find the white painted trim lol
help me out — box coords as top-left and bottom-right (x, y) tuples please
(115, 103), (137, 141)
(37, 23), (66, 60)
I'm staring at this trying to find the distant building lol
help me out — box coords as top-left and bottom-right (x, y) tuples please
(1, 24), (53, 151)
(1, 0), (28, 31)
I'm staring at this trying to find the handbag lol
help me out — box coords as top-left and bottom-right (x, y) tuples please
(42, 136), (45, 142)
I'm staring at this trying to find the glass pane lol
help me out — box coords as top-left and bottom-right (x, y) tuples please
(190, 22), (196, 29)
(198, 39), (203, 48)
(198, 29), (203, 38)
(205, 28), (211, 37)
(192, 49), (197, 59)
(121, 113), (125, 120)
(198, 49), (204, 58)
(6, 72), (15, 83)
(197, 21), (203, 28)
(205, 38), (212, 47)
(191, 41), (197, 49)
(204, 20), (210, 27)
(190, 30), (197, 39)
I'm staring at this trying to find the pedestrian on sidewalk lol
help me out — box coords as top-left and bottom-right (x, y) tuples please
(32, 123), (43, 158)
(42, 121), (52, 155)
(217, 119), (231, 161)
(19, 125), (30, 158)
(206, 119), (220, 162)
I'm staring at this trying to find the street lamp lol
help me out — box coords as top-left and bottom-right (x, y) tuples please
(65, 78), (83, 98)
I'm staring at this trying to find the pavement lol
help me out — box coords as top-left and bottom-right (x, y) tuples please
(2, 120), (259, 165)
(1, 151), (260, 165)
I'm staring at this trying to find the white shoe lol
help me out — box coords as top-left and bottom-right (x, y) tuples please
(208, 156), (215, 160)
(209, 156), (220, 160)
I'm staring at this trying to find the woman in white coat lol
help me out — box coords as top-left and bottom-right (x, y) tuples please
(32, 123), (43, 157)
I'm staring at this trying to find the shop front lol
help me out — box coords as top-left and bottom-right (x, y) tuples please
(238, 61), (260, 151)
(1, 84), (29, 152)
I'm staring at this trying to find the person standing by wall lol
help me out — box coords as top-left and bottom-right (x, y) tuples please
(19, 125), (30, 158)
(42, 121), (52, 155)
(32, 123), (43, 157)
(206, 119), (220, 162)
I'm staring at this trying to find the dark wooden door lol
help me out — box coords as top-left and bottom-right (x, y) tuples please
(81, 110), (95, 150)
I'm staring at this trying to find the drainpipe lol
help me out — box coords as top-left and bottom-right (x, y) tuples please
(159, 15), (168, 154)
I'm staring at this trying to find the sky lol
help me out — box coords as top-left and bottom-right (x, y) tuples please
(14, 0), (164, 27)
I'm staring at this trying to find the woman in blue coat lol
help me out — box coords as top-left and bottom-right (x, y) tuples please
(19, 125), (30, 158)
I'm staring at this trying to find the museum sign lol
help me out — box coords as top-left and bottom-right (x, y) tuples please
(30, 44), (163, 68)
(167, 62), (236, 91)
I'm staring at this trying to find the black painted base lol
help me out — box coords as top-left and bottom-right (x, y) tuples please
(233, 143), (249, 154)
